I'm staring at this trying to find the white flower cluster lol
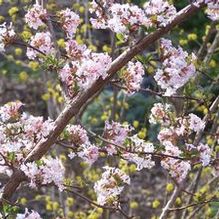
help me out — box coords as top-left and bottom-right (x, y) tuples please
(21, 157), (65, 191)
(123, 135), (155, 170)
(149, 103), (172, 126)
(103, 121), (132, 155)
(25, 3), (47, 30)
(90, 0), (177, 36)
(144, 0), (177, 27)
(59, 8), (81, 38)
(161, 141), (191, 182)
(60, 44), (112, 95)
(0, 22), (15, 52)
(94, 166), (130, 205)
(205, 0), (219, 21)
(0, 101), (54, 177)
(16, 208), (42, 219)
(154, 39), (196, 96)
(122, 61), (145, 94)
(149, 102), (213, 181)
(26, 32), (54, 59)
(66, 124), (99, 165)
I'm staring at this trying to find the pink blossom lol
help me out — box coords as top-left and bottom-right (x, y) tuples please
(90, 2), (151, 36)
(188, 113), (205, 132)
(197, 143), (212, 166)
(122, 61), (145, 94)
(76, 52), (112, 88)
(149, 103), (172, 125)
(103, 121), (132, 155)
(21, 157), (65, 190)
(0, 101), (23, 122)
(94, 166), (130, 205)
(26, 32), (54, 59)
(154, 39), (196, 96)
(59, 8), (80, 38)
(144, 0), (177, 27)
(16, 208), (42, 219)
(21, 114), (54, 143)
(206, 1), (219, 21)
(161, 141), (191, 182)
(66, 124), (89, 145)
(0, 22), (16, 52)
(123, 135), (155, 170)
(65, 39), (86, 60)
(59, 51), (112, 93)
(78, 143), (99, 165)
(158, 127), (178, 145)
(25, 3), (47, 30)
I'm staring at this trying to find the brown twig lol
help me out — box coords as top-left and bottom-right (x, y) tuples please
(65, 188), (133, 219)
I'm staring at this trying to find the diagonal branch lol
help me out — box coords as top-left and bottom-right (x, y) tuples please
(1, 2), (206, 203)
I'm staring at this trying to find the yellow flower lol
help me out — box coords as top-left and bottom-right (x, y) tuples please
(130, 201), (139, 209)
(21, 31), (32, 41)
(19, 71), (28, 82)
(28, 61), (39, 71)
(46, 202), (53, 211)
(166, 183), (174, 193)
(8, 7), (19, 17)
(41, 93), (50, 101)
(15, 48), (22, 56)
(79, 6), (85, 13)
(66, 197), (75, 206)
(133, 120), (139, 128)
(209, 59), (216, 68)
(52, 202), (59, 210)
(175, 197), (182, 206)
(129, 164), (136, 173)
(57, 38), (65, 48)
(19, 197), (27, 205)
(179, 39), (188, 46)
(0, 15), (5, 23)
(138, 128), (147, 139)
(187, 33), (197, 41)
(152, 199), (160, 208)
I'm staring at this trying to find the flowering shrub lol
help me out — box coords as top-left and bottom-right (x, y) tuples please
(0, 0), (219, 218)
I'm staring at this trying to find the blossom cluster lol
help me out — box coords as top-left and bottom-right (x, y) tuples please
(0, 100), (23, 122)
(66, 124), (99, 165)
(60, 41), (112, 95)
(90, 0), (177, 36)
(154, 39), (196, 96)
(59, 8), (81, 38)
(16, 208), (42, 219)
(26, 32), (54, 59)
(123, 135), (155, 170)
(149, 102), (212, 182)
(0, 22), (16, 52)
(205, 0), (219, 21)
(161, 141), (191, 182)
(149, 103), (172, 126)
(143, 0), (177, 27)
(25, 3), (47, 30)
(94, 166), (130, 205)
(121, 61), (145, 94)
(0, 101), (54, 176)
(21, 157), (65, 190)
(25, 4), (80, 60)
(103, 120), (132, 155)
